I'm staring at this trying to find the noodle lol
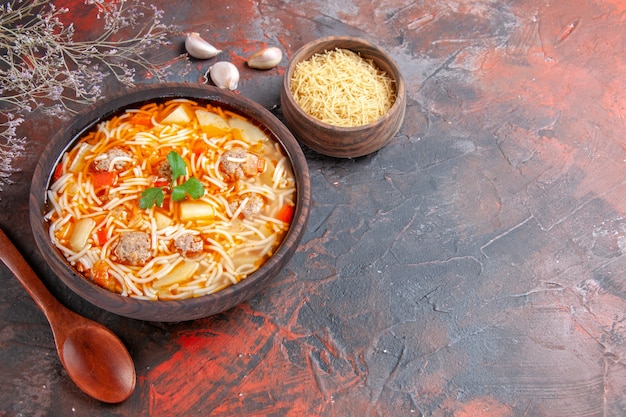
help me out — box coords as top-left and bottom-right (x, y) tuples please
(290, 48), (396, 127)
(45, 99), (296, 300)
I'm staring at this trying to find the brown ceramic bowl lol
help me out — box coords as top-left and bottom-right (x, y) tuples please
(280, 36), (406, 158)
(29, 83), (311, 322)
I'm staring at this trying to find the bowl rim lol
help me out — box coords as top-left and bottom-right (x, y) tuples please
(282, 35), (406, 132)
(29, 82), (311, 321)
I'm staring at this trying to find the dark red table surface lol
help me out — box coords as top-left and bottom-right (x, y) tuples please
(2, 1), (626, 416)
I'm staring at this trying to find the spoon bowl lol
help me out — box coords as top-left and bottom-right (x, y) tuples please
(0, 228), (136, 403)
(60, 323), (136, 402)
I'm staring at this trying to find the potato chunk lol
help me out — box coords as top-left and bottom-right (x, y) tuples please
(70, 218), (96, 252)
(161, 104), (193, 125)
(195, 109), (231, 137)
(179, 201), (216, 222)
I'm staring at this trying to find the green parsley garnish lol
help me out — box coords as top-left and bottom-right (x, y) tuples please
(139, 151), (205, 209)
(167, 149), (187, 180)
(140, 187), (165, 209)
(172, 176), (204, 201)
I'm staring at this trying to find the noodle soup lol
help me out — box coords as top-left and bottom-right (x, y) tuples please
(45, 98), (297, 300)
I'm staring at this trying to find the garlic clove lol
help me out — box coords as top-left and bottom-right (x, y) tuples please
(247, 47), (283, 70)
(185, 32), (221, 59)
(207, 62), (239, 90)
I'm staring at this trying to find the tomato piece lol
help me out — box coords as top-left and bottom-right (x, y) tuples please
(153, 178), (170, 188)
(192, 141), (209, 156)
(130, 112), (153, 127)
(53, 163), (64, 182)
(276, 204), (294, 224)
(96, 228), (108, 244)
(92, 171), (118, 188)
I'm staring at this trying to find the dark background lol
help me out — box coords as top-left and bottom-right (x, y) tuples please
(2, 0), (626, 416)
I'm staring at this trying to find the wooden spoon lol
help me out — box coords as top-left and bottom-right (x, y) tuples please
(0, 228), (136, 403)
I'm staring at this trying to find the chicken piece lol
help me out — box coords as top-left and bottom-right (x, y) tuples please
(156, 159), (172, 180)
(174, 233), (204, 258)
(219, 147), (265, 181)
(90, 259), (117, 292)
(93, 147), (132, 172)
(114, 231), (152, 266)
(229, 194), (264, 219)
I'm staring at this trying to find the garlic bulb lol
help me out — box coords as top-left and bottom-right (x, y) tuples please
(247, 47), (283, 69)
(185, 32), (221, 59)
(207, 62), (239, 90)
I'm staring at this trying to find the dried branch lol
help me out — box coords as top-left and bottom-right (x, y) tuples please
(0, 0), (177, 194)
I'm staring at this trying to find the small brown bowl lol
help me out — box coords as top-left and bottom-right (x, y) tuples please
(280, 36), (406, 158)
(29, 83), (311, 322)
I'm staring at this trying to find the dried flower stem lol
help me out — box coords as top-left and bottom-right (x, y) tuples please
(0, 0), (177, 195)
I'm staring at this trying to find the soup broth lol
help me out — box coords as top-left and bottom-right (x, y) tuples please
(45, 99), (297, 300)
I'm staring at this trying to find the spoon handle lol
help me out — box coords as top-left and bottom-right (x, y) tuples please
(0, 228), (63, 320)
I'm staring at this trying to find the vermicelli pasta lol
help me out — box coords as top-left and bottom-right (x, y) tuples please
(290, 48), (396, 127)
(45, 99), (296, 300)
